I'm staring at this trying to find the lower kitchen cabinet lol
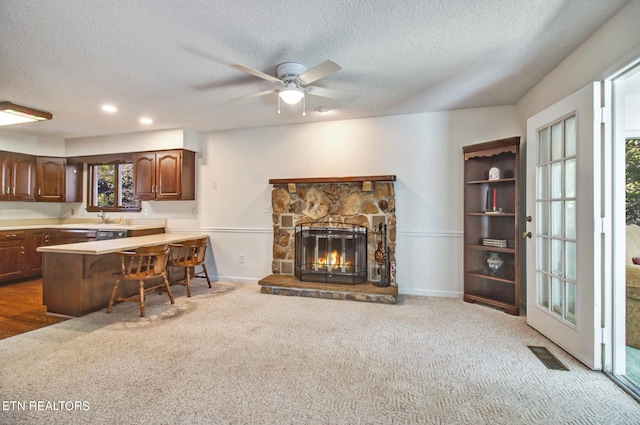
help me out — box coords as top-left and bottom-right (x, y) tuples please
(0, 231), (26, 282)
(25, 229), (50, 277)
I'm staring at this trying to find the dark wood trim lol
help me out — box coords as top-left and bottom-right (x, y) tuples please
(462, 136), (520, 160)
(269, 175), (396, 185)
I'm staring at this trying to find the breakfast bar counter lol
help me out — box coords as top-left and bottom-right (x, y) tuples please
(38, 233), (209, 317)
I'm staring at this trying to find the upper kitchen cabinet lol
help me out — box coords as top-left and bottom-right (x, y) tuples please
(133, 150), (195, 201)
(0, 151), (36, 201)
(35, 157), (83, 203)
(36, 157), (65, 202)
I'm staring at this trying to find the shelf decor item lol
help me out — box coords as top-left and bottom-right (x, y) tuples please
(486, 252), (504, 275)
(488, 167), (501, 180)
(462, 136), (521, 315)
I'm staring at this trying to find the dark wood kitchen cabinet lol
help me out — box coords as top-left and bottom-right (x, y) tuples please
(0, 151), (36, 201)
(0, 231), (26, 282)
(0, 152), (81, 203)
(25, 229), (50, 277)
(36, 157), (66, 202)
(35, 157), (83, 203)
(132, 149), (195, 201)
(0, 228), (100, 283)
(0, 229), (54, 282)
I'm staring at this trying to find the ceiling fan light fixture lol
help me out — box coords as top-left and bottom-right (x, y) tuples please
(279, 84), (305, 105)
(0, 101), (52, 126)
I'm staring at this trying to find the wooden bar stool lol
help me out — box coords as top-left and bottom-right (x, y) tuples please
(107, 243), (175, 317)
(169, 237), (211, 297)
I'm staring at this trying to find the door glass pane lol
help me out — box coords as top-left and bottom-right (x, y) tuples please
(537, 164), (549, 199)
(551, 162), (562, 198)
(565, 158), (576, 198)
(566, 283), (576, 325)
(551, 122), (563, 160)
(539, 127), (550, 164)
(537, 201), (549, 235)
(538, 273), (550, 308)
(552, 239), (563, 276)
(565, 241), (576, 281)
(551, 201), (562, 238)
(537, 237), (549, 272)
(565, 200), (576, 239)
(565, 116), (576, 157)
(552, 277), (563, 317)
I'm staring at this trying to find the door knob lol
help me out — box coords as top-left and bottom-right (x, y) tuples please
(522, 231), (532, 239)
(525, 216), (532, 222)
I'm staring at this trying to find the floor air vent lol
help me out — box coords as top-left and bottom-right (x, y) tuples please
(528, 346), (569, 371)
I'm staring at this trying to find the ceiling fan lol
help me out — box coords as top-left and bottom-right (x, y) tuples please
(230, 60), (346, 114)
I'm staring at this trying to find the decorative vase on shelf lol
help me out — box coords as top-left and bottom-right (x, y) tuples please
(487, 252), (504, 276)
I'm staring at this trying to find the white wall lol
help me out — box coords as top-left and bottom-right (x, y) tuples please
(65, 128), (200, 156)
(194, 106), (520, 295)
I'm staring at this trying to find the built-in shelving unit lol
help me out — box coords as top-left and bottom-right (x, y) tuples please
(462, 137), (520, 315)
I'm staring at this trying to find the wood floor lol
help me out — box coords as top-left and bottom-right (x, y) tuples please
(0, 278), (69, 340)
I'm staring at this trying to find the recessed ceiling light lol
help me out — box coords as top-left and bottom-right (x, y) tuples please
(101, 104), (117, 113)
(139, 117), (153, 125)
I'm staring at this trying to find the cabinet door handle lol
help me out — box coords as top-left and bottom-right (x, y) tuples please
(21, 246), (25, 255)
(38, 188), (41, 196)
(522, 231), (532, 239)
(12, 186), (15, 195)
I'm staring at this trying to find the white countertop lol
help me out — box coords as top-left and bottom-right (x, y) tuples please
(37, 233), (209, 255)
(0, 219), (166, 232)
(0, 223), (164, 231)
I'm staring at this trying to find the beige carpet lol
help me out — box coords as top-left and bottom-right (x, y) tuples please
(1, 281), (638, 424)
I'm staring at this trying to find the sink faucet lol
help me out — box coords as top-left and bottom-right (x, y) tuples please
(98, 209), (108, 224)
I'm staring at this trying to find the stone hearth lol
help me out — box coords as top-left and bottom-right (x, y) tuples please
(258, 274), (398, 304)
(261, 175), (397, 303)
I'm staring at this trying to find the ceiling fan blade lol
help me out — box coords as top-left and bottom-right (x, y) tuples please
(230, 64), (282, 84)
(306, 86), (355, 101)
(230, 89), (277, 102)
(298, 60), (342, 85)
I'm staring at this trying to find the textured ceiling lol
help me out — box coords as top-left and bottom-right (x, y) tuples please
(0, 0), (630, 140)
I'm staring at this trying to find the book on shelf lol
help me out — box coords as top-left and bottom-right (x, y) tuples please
(482, 238), (507, 247)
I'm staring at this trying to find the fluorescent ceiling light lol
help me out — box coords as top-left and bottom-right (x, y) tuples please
(139, 117), (153, 125)
(0, 101), (52, 126)
(279, 84), (305, 105)
(102, 104), (117, 113)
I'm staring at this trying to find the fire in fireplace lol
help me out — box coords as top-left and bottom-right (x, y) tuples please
(295, 223), (367, 284)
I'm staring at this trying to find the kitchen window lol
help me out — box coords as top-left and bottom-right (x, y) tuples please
(87, 162), (141, 212)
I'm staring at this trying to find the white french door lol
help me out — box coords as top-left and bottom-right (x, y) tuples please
(525, 82), (602, 370)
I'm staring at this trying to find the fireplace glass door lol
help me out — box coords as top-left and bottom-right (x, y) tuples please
(295, 224), (367, 284)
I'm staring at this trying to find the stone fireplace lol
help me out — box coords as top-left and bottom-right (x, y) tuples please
(259, 175), (397, 304)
